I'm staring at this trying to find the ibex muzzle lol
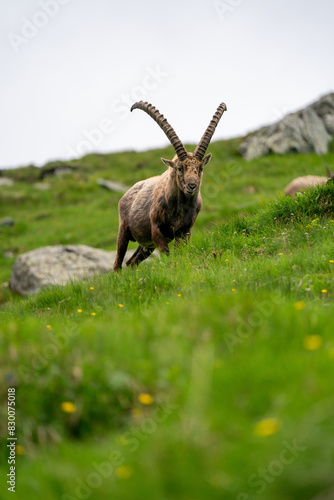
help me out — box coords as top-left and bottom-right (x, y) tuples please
(113, 101), (227, 271)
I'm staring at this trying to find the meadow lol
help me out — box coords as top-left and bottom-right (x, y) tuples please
(0, 137), (334, 500)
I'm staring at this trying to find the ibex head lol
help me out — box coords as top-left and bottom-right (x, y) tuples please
(130, 101), (227, 197)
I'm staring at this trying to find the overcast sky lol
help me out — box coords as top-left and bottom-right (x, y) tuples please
(1, 0), (333, 169)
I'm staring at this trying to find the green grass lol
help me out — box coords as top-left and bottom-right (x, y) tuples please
(1, 140), (334, 499)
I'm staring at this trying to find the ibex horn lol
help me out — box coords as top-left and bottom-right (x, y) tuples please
(194, 102), (227, 160)
(326, 165), (332, 178)
(131, 101), (188, 161)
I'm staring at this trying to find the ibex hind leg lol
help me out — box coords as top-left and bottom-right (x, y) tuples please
(113, 223), (131, 272)
(126, 246), (154, 267)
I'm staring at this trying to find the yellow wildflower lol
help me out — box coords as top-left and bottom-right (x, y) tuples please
(77, 309), (82, 313)
(138, 393), (154, 405)
(294, 301), (305, 311)
(330, 260), (334, 264)
(321, 290), (327, 294)
(60, 402), (77, 414)
(91, 312), (96, 316)
(254, 418), (281, 437)
(115, 466), (133, 479)
(46, 325), (52, 330)
(278, 252), (283, 256)
(90, 287), (94, 290)
(177, 293), (182, 297)
(304, 335), (322, 351)
(118, 304), (124, 308)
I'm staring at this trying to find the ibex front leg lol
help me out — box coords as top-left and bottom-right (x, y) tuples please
(151, 223), (170, 255)
(174, 228), (191, 247)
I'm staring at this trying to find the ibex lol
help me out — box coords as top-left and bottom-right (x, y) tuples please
(285, 166), (334, 197)
(113, 101), (227, 271)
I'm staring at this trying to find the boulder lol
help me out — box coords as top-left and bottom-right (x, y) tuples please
(39, 163), (77, 179)
(239, 92), (334, 160)
(0, 177), (14, 187)
(9, 245), (142, 295)
(0, 217), (15, 227)
(33, 182), (51, 191)
(96, 178), (128, 192)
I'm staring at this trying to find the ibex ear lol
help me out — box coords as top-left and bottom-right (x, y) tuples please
(203, 153), (212, 167)
(161, 158), (176, 169)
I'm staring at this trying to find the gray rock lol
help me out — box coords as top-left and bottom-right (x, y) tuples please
(0, 177), (14, 187)
(33, 182), (51, 191)
(266, 113), (311, 155)
(301, 108), (331, 155)
(3, 250), (15, 258)
(239, 93), (334, 160)
(323, 114), (334, 134)
(39, 164), (77, 179)
(9, 245), (157, 295)
(96, 178), (128, 192)
(0, 217), (15, 227)
(312, 93), (334, 118)
(238, 135), (270, 161)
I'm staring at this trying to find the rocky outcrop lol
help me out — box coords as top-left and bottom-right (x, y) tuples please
(239, 93), (334, 160)
(9, 245), (144, 295)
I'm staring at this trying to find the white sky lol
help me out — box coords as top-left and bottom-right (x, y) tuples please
(1, 0), (334, 169)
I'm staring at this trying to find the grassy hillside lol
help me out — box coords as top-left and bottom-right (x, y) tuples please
(1, 139), (334, 500)
(1, 137), (333, 298)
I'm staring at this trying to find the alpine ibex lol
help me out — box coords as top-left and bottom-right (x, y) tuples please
(285, 167), (334, 197)
(113, 101), (227, 271)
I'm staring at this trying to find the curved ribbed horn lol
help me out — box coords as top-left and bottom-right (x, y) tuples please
(194, 102), (227, 160)
(131, 101), (188, 161)
(326, 165), (332, 178)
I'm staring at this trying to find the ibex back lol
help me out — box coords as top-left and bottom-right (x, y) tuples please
(285, 166), (334, 198)
(113, 101), (227, 271)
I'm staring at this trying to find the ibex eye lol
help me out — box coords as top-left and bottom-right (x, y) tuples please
(178, 167), (182, 172)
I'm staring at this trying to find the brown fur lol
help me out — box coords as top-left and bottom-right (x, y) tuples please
(285, 172), (334, 198)
(113, 153), (211, 270)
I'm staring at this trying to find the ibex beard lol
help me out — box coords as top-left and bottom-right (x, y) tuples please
(113, 101), (227, 271)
